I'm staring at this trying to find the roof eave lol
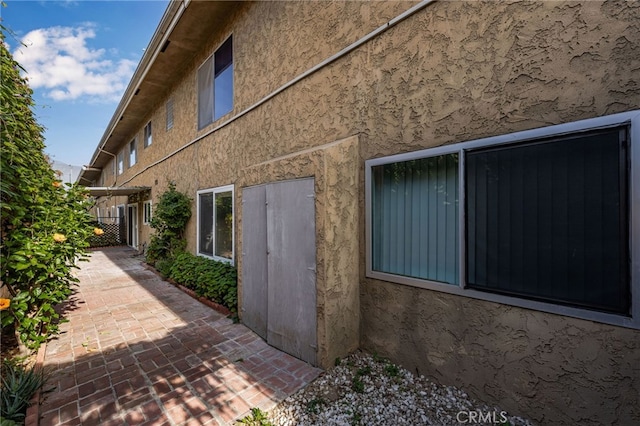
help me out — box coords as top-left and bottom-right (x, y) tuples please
(78, 0), (186, 183)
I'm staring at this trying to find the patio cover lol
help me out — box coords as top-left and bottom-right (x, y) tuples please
(86, 186), (150, 197)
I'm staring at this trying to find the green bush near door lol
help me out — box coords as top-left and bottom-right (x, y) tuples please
(169, 252), (238, 313)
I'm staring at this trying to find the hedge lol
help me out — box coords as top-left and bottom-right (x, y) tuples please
(168, 252), (238, 313)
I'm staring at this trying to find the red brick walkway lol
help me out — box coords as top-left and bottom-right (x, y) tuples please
(38, 247), (320, 425)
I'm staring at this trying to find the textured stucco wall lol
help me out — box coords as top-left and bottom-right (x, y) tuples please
(90, 0), (639, 422)
(355, 0), (640, 161)
(361, 281), (640, 425)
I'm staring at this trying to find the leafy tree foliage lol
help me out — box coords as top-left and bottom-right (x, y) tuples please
(0, 30), (94, 350)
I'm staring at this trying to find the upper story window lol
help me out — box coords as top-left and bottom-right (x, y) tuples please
(166, 98), (174, 131)
(129, 138), (137, 167)
(197, 36), (233, 130)
(143, 200), (153, 225)
(366, 110), (640, 329)
(144, 122), (152, 148)
(117, 151), (124, 175)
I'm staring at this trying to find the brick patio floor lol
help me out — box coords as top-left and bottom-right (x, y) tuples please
(38, 247), (321, 425)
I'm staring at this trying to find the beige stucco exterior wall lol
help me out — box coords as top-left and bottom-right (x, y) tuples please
(88, 0), (640, 423)
(362, 282), (640, 425)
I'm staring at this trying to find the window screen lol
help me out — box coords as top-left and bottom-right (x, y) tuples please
(465, 127), (630, 314)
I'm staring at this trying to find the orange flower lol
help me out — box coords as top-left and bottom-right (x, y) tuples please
(93, 228), (104, 236)
(52, 181), (62, 188)
(53, 233), (67, 243)
(0, 298), (10, 311)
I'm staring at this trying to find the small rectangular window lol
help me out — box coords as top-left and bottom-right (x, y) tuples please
(143, 201), (153, 225)
(129, 139), (137, 167)
(166, 98), (174, 131)
(117, 151), (124, 175)
(144, 122), (152, 148)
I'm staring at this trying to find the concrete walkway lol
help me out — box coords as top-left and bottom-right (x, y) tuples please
(38, 247), (321, 425)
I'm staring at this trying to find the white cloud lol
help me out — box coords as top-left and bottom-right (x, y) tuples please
(12, 25), (137, 102)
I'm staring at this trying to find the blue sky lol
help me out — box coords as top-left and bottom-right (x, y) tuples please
(2, 0), (169, 169)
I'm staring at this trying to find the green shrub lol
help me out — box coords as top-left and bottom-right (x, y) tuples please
(0, 360), (50, 423)
(167, 252), (194, 286)
(154, 259), (174, 278)
(0, 29), (93, 350)
(169, 252), (238, 312)
(145, 182), (191, 267)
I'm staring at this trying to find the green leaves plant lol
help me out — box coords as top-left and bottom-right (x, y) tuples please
(0, 360), (50, 422)
(236, 407), (273, 426)
(143, 184), (238, 312)
(168, 251), (238, 313)
(0, 27), (94, 350)
(145, 182), (191, 267)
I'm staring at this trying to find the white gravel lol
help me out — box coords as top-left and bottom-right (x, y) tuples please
(266, 351), (533, 426)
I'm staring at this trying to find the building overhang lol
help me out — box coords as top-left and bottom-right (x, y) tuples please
(77, 0), (243, 185)
(87, 187), (151, 197)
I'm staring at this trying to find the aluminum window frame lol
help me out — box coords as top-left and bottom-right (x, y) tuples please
(117, 150), (124, 175)
(129, 138), (137, 167)
(143, 200), (153, 225)
(197, 36), (233, 130)
(144, 121), (152, 148)
(365, 110), (640, 329)
(196, 184), (235, 264)
(166, 98), (174, 131)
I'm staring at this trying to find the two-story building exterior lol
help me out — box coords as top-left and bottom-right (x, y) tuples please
(79, 1), (640, 424)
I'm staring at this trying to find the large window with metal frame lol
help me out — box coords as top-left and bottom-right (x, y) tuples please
(197, 185), (234, 263)
(366, 111), (639, 328)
